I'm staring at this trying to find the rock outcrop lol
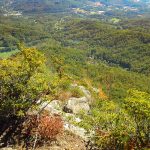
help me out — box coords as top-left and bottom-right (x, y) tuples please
(63, 97), (90, 114)
(78, 86), (92, 100)
(40, 100), (62, 115)
(36, 85), (95, 143)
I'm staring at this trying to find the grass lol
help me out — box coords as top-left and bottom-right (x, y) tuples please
(0, 49), (19, 59)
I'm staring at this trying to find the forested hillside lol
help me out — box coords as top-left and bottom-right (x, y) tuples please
(1, 15), (150, 75)
(0, 15), (150, 96)
(55, 19), (150, 75)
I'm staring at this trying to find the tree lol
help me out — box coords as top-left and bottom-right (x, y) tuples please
(124, 89), (150, 147)
(0, 45), (55, 118)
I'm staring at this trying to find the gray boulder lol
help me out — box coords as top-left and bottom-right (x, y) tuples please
(63, 97), (90, 114)
(40, 100), (62, 115)
(64, 121), (88, 140)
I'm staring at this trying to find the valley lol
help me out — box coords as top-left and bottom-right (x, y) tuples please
(1, 0), (150, 18)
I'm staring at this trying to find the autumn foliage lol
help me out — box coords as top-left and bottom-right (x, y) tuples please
(25, 114), (63, 141)
(99, 86), (108, 100)
(38, 115), (63, 140)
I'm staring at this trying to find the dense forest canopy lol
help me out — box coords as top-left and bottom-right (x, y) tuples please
(1, 15), (150, 75)
(0, 14), (150, 101)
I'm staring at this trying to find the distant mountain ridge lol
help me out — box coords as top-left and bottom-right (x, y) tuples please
(0, 0), (86, 13)
(0, 0), (150, 14)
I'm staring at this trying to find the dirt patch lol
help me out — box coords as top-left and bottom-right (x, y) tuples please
(36, 131), (86, 150)
(2, 131), (86, 150)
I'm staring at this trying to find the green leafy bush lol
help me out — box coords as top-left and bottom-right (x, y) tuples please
(0, 45), (55, 117)
(79, 90), (150, 149)
(124, 89), (150, 148)
(70, 87), (84, 98)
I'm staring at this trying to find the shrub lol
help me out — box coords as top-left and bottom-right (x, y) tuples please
(124, 89), (150, 148)
(0, 45), (54, 117)
(79, 90), (150, 149)
(59, 79), (71, 91)
(70, 87), (84, 98)
(58, 91), (72, 101)
(38, 115), (63, 140)
(23, 114), (63, 145)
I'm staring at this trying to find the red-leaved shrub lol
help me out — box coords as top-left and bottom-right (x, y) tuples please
(38, 115), (63, 140)
(23, 114), (63, 145)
